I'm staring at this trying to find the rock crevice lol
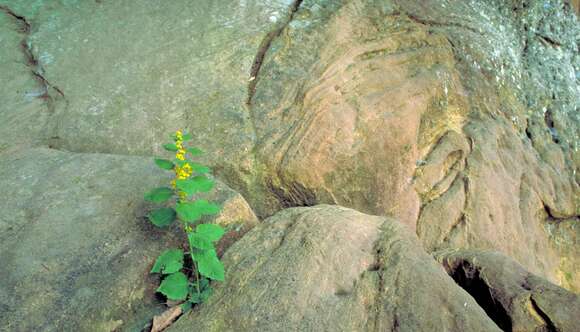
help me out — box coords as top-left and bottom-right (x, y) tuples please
(437, 249), (580, 332)
(0, 5), (66, 110)
(246, 0), (304, 106)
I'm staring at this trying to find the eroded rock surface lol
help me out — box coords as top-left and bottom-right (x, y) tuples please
(398, 0), (580, 292)
(0, 148), (258, 331)
(170, 206), (580, 332)
(436, 249), (580, 332)
(0, 0), (578, 330)
(170, 205), (503, 332)
(249, 0), (579, 290)
(190, 0), (579, 326)
(0, 5), (54, 154)
(0, 0), (302, 204)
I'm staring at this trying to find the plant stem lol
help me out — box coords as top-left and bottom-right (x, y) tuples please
(190, 248), (202, 298)
(183, 223), (201, 299)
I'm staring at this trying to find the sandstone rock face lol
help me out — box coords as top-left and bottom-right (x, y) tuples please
(0, 0), (578, 330)
(249, 0), (579, 290)
(0, 6), (52, 154)
(170, 205), (580, 332)
(170, 205), (503, 332)
(396, 0), (580, 292)
(436, 249), (580, 332)
(252, 0), (469, 227)
(0, 148), (258, 331)
(0, 0), (298, 205)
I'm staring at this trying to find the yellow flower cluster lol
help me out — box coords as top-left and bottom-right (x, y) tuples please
(175, 163), (192, 180)
(175, 130), (186, 161)
(172, 130), (192, 201)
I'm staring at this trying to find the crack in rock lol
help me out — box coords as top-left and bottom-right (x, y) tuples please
(246, 0), (303, 106)
(404, 12), (481, 35)
(541, 200), (579, 223)
(0, 5), (66, 112)
(529, 296), (557, 332)
(447, 259), (513, 331)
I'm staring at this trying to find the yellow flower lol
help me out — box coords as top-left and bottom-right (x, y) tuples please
(172, 130), (193, 202)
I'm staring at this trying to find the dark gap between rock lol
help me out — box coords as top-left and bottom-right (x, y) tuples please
(449, 260), (513, 332)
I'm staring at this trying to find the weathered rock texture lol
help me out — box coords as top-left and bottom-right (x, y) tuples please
(170, 205), (579, 332)
(0, 0), (578, 330)
(249, 0), (580, 291)
(170, 205), (503, 332)
(436, 249), (580, 332)
(0, 148), (258, 331)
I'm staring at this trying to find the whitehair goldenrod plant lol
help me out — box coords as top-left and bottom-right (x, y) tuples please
(144, 130), (224, 309)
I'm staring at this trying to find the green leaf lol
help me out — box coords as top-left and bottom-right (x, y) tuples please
(188, 232), (214, 250)
(187, 147), (203, 156)
(154, 158), (174, 170)
(183, 133), (192, 140)
(199, 277), (210, 291)
(163, 143), (178, 151)
(192, 176), (214, 192)
(189, 293), (202, 304)
(195, 249), (224, 281)
(196, 224), (225, 242)
(157, 272), (189, 300)
(188, 277), (211, 304)
(144, 187), (174, 203)
(151, 249), (183, 274)
(190, 162), (210, 174)
(175, 176), (214, 196)
(175, 200), (220, 223)
(181, 301), (193, 312)
(189, 285), (213, 304)
(175, 202), (202, 223)
(147, 207), (176, 227)
(195, 200), (221, 215)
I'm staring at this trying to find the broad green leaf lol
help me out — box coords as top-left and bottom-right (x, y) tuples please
(154, 158), (174, 170)
(190, 162), (210, 174)
(151, 249), (183, 274)
(175, 200), (220, 223)
(163, 143), (178, 151)
(188, 232), (214, 250)
(194, 200), (221, 215)
(191, 176), (214, 192)
(144, 187), (174, 203)
(147, 207), (176, 227)
(175, 176), (214, 196)
(187, 147), (203, 156)
(183, 133), (192, 140)
(175, 202), (202, 223)
(196, 224), (225, 242)
(195, 249), (224, 281)
(157, 272), (188, 300)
